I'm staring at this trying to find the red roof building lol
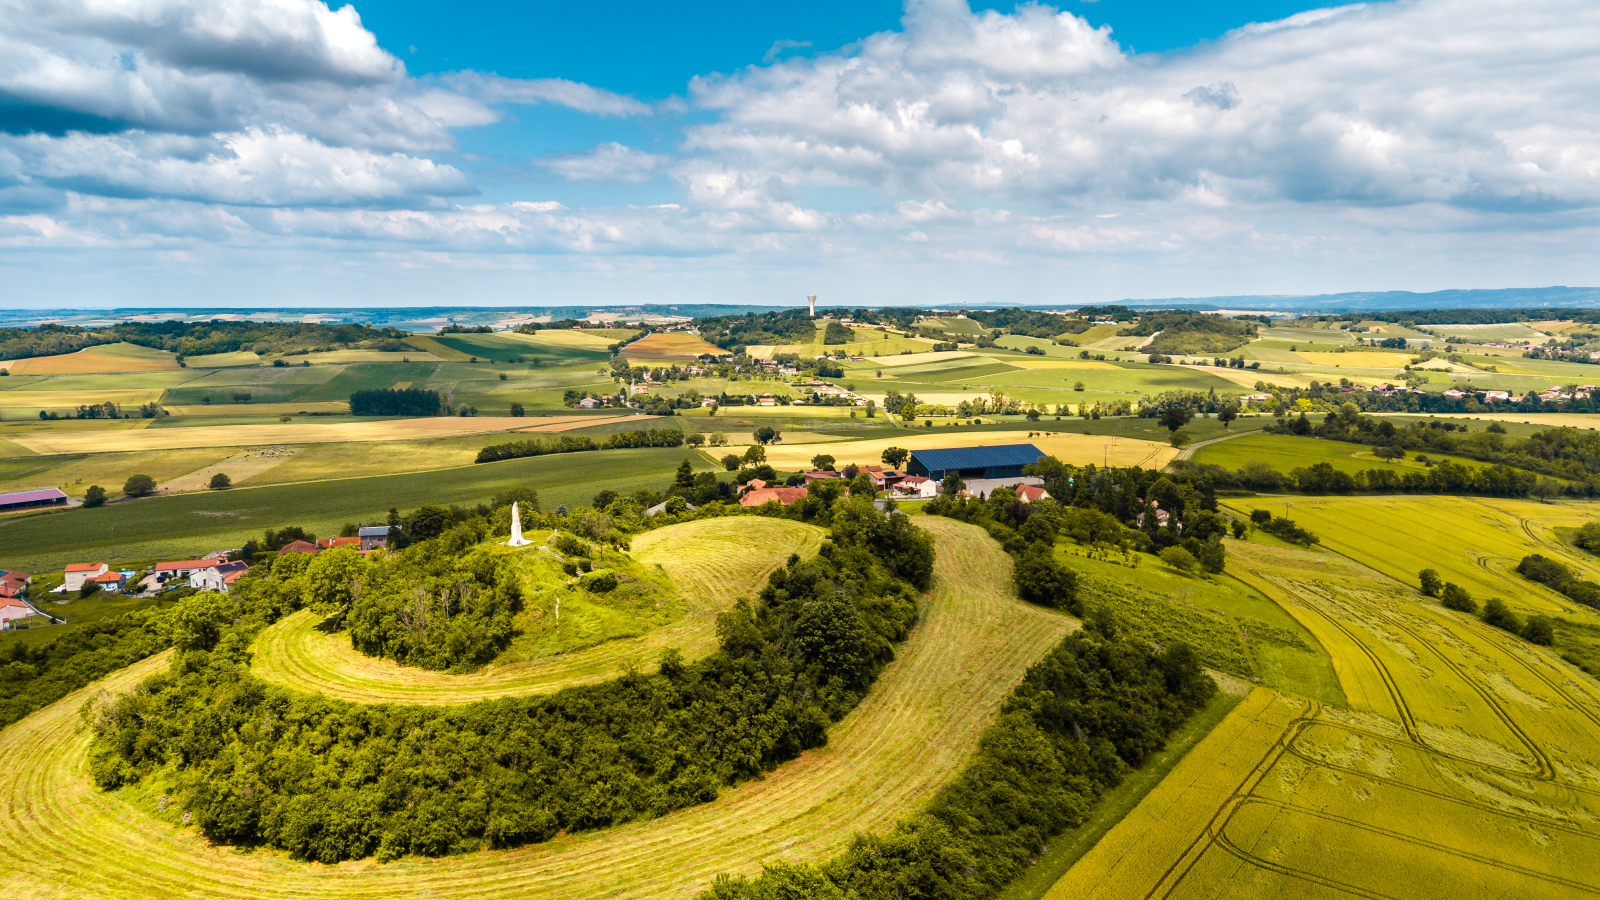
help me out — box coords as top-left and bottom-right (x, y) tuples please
(316, 536), (360, 550)
(1015, 485), (1051, 503)
(277, 540), (319, 555)
(738, 487), (811, 507)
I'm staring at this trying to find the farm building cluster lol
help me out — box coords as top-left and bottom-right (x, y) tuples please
(735, 444), (1050, 508)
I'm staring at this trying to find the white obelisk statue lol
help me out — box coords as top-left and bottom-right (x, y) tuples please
(507, 501), (531, 547)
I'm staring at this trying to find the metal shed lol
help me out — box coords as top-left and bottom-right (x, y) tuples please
(906, 444), (1046, 481)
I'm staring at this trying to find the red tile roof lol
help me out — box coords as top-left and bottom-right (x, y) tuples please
(277, 540), (318, 555)
(155, 560), (210, 571)
(738, 487), (810, 507)
(316, 536), (360, 549)
(65, 562), (107, 572)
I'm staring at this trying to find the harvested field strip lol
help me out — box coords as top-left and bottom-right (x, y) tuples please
(250, 518), (825, 703)
(751, 430), (1178, 471)
(1, 343), (179, 375)
(0, 389), (166, 409)
(0, 516), (1074, 899)
(620, 332), (726, 358)
(158, 447), (300, 494)
(7, 414), (640, 453)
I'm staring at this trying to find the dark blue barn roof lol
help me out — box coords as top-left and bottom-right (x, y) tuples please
(909, 444), (1046, 472)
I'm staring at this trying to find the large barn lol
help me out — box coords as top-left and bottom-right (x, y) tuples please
(0, 488), (68, 514)
(906, 444), (1046, 481)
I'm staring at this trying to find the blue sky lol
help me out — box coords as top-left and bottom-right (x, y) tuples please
(2, 0), (1598, 309)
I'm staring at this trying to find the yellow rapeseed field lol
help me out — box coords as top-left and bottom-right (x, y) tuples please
(0, 517), (1075, 900)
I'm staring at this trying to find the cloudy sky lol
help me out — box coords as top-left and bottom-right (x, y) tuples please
(2, 0), (1597, 308)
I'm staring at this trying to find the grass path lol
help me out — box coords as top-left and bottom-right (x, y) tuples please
(0, 516), (1075, 899)
(249, 517), (826, 703)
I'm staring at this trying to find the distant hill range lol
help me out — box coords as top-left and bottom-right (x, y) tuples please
(6, 286), (1600, 329)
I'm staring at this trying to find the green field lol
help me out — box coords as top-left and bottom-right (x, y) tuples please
(1189, 431), (1515, 477)
(0, 448), (709, 572)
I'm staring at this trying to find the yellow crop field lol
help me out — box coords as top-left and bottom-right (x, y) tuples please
(621, 331), (727, 358)
(183, 351), (261, 368)
(504, 329), (621, 351)
(1050, 534), (1600, 900)
(0, 343), (179, 374)
(1296, 350), (1413, 368)
(864, 350), (979, 367)
(1222, 495), (1600, 617)
(1375, 411), (1600, 430)
(0, 388), (167, 409)
(0, 517), (1075, 900)
(1204, 367), (1324, 390)
(6, 414), (639, 454)
(250, 517), (825, 703)
(749, 430), (1179, 471)
(1003, 358), (1118, 370)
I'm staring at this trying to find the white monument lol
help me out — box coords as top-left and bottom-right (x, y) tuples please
(507, 501), (531, 547)
(808, 294), (816, 317)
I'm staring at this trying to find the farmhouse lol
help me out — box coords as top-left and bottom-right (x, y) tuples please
(0, 487), (68, 514)
(358, 526), (389, 550)
(1015, 484), (1051, 503)
(906, 444), (1046, 481)
(191, 561), (249, 593)
(738, 487), (810, 507)
(62, 562), (109, 591)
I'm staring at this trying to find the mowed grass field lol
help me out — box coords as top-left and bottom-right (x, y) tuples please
(0, 517), (1077, 900)
(0, 447), (710, 573)
(1052, 532), (1600, 899)
(250, 518), (825, 703)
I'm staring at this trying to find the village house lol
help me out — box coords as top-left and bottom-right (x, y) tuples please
(62, 562), (109, 592)
(191, 561), (250, 593)
(803, 470), (840, 483)
(91, 570), (128, 593)
(0, 595), (37, 627)
(153, 559), (213, 583)
(316, 536), (361, 551)
(1015, 484), (1051, 503)
(738, 487), (810, 507)
(892, 475), (939, 499)
(0, 571), (30, 599)
(277, 540), (319, 555)
(359, 526), (390, 551)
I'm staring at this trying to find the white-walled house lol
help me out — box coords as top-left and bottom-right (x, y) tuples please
(63, 563), (108, 591)
(190, 561), (249, 593)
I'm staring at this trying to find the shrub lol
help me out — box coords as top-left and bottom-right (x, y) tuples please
(208, 472), (231, 490)
(1159, 546), (1201, 575)
(580, 569), (618, 593)
(82, 485), (106, 508)
(1440, 582), (1476, 613)
(1524, 615), (1555, 646)
(1480, 597), (1522, 633)
(1418, 568), (1442, 597)
(1576, 522), (1600, 553)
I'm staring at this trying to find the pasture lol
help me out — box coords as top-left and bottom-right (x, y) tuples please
(1426, 322), (1553, 343)
(0, 446), (235, 500)
(1053, 533), (1600, 900)
(1190, 431), (1506, 477)
(250, 517), (825, 703)
(0, 447), (708, 572)
(0, 517), (1077, 900)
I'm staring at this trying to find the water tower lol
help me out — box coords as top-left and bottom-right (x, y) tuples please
(808, 295), (816, 317)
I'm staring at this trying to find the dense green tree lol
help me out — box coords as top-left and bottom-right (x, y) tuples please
(82, 485), (106, 508)
(1418, 568), (1443, 597)
(123, 474), (156, 496)
(1441, 582), (1476, 613)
